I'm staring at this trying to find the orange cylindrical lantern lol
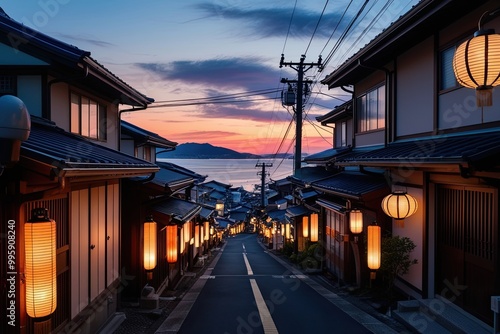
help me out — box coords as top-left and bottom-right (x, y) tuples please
(195, 225), (200, 247)
(349, 209), (363, 234)
(285, 223), (290, 239)
(143, 217), (157, 271)
(166, 224), (178, 263)
(310, 213), (319, 242)
(302, 216), (309, 238)
(367, 224), (381, 270)
(204, 221), (209, 241)
(25, 208), (57, 318)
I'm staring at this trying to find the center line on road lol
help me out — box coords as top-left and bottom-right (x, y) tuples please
(243, 252), (253, 275)
(249, 279), (279, 334)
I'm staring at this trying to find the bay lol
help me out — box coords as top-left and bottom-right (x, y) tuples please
(159, 158), (294, 191)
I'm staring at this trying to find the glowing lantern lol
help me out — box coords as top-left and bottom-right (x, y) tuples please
(453, 23), (500, 107)
(143, 217), (157, 271)
(215, 200), (224, 216)
(349, 209), (363, 234)
(195, 225), (200, 247)
(166, 224), (178, 263)
(25, 208), (57, 318)
(310, 213), (319, 242)
(204, 221), (209, 241)
(302, 216), (309, 238)
(381, 192), (418, 224)
(285, 223), (290, 239)
(367, 224), (381, 270)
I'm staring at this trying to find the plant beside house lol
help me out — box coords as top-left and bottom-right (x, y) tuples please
(380, 235), (418, 303)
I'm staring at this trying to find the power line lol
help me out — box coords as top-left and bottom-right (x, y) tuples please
(304, 0), (330, 56)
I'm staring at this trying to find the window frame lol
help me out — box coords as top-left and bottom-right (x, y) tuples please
(356, 84), (386, 133)
(70, 92), (107, 141)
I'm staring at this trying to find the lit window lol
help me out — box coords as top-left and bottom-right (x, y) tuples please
(356, 84), (385, 132)
(70, 92), (107, 140)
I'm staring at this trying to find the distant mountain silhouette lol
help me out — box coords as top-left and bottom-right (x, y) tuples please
(158, 143), (262, 159)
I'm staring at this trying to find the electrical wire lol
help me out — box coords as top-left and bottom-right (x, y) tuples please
(282, 0), (298, 55)
(304, 0), (330, 56)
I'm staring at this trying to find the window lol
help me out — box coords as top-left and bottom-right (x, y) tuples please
(340, 121), (347, 147)
(0, 75), (16, 96)
(70, 92), (107, 140)
(356, 85), (385, 132)
(440, 46), (458, 90)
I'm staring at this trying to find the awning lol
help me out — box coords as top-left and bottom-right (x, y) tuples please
(151, 197), (201, 222)
(21, 117), (159, 179)
(316, 198), (346, 213)
(311, 171), (389, 201)
(286, 205), (312, 218)
(335, 130), (500, 170)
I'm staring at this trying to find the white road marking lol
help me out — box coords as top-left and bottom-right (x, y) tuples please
(243, 252), (253, 275)
(249, 279), (279, 334)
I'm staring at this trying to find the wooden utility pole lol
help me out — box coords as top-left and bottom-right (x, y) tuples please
(256, 162), (272, 208)
(279, 54), (323, 175)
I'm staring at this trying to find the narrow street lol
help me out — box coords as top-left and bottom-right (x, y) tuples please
(155, 234), (399, 334)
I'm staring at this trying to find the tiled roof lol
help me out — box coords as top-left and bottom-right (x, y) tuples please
(336, 130), (500, 168)
(151, 197), (201, 223)
(0, 7), (153, 106)
(311, 171), (389, 200)
(145, 161), (205, 192)
(121, 120), (177, 149)
(286, 205), (311, 218)
(21, 117), (159, 177)
(303, 146), (352, 164)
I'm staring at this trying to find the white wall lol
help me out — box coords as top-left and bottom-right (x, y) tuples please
(17, 75), (43, 117)
(396, 37), (434, 137)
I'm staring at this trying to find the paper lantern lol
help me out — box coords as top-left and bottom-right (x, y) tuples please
(302, 216), (309, 238)
(310, 213), (319, 242)
(204, 221), (209, 241)
(453, 27), (500, 107)
(25, 208), (57, 318)
(381, 192), (418, 221)
(166, 224), (178, 263)
(195, 225), (200, 247)
(143, 217), (157, 271)
(285, 223), (290, 239)
(349, 209), (363, 234)
(367, 224), (381, 270)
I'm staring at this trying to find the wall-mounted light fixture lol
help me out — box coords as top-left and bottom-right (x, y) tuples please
(143, 216), (157, 279)
(381, 191), (418, 227)
(25, 208), (57, 319)
(453, 10), (500, 107)
(215, 200), (224, 216)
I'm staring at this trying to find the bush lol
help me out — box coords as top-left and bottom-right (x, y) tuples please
(380, 235), (418, 299)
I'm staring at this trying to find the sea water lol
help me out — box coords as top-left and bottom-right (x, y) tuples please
(159, 158), (294, 191)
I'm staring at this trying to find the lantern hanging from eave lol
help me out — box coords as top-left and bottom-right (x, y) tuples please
(285, 223), (290, 239)
(310, 213), (319, 242)
(381, 191), (418, 226)
(25, 208), (57, 318)
(367, 224), (381, 271)
(166, 224), (178, 264)
(302, 216), (309, 238)
(453, 23), (500, 107)
(143, 216), (157, 271)
(349, 209), (363, 234)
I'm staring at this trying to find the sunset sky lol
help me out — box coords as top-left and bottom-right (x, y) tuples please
(1, 0), (418, 155)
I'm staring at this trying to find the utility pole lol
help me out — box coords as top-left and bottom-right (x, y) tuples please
(279, 54), (323, 175)
(256, 162), (272, 208)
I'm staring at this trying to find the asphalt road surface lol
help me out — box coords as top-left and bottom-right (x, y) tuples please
(156, 234), (395, 334)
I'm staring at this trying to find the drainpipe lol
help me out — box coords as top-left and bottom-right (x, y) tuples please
(118, 105), (149, 152)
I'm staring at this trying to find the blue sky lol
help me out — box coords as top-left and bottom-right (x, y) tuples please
(1, 0), (418, 155)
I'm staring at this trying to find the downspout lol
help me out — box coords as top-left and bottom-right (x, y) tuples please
(118, 105), (149, 152)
